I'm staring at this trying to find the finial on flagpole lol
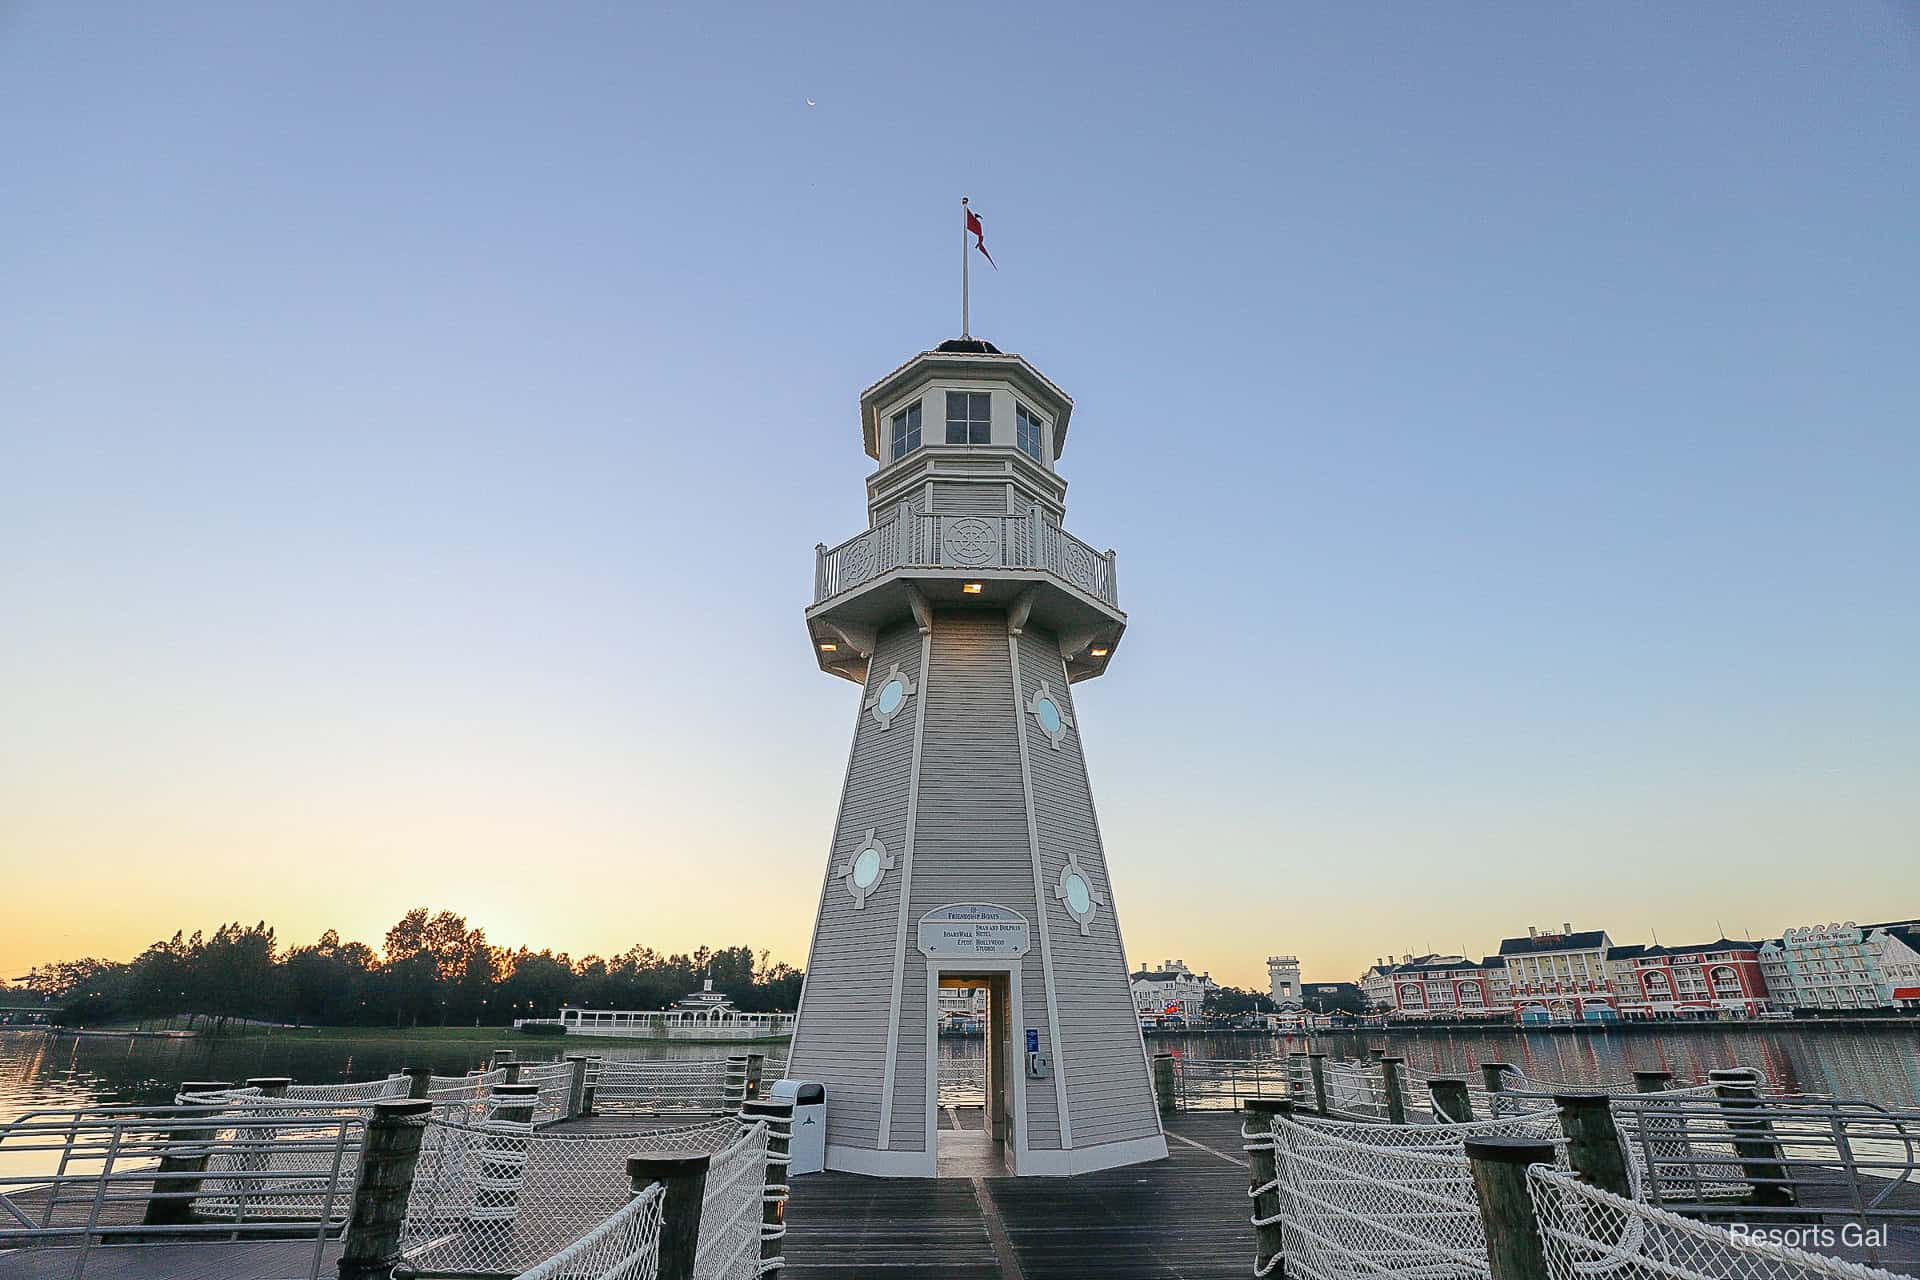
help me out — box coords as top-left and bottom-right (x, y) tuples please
(960, 196), (971, 339)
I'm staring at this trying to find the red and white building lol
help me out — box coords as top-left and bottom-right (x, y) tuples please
(1499, 925), (1619, 1022)
(1363, 954), (1512, 1019)
(1608, 940), (1770, 1019)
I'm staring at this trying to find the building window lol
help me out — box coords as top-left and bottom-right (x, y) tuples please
(890, 402), (922, 460)
(1015, 403), (1045, 462)
(838, 828), (895, 909)
(946, 391), (991, 445)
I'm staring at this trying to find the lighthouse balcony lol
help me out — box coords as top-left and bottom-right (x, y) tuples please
(809, 509), (1123, 682)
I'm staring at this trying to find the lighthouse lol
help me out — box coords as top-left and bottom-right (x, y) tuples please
(787, 337), (1167, 1177)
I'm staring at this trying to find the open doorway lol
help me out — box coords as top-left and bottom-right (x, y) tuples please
(933, 970), (1016, 1176)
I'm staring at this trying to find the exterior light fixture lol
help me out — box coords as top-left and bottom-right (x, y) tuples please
(961, 582), (984, 594)
(818, 642), (838, 652)
(1090, 647), (1109, 657)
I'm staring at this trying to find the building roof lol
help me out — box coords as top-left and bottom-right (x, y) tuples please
(1499, 930), (1609, 956)
(1388, 958), (1496, 976)
(1130, 969), (1207, 984)
(1607, 940), (1761, 960)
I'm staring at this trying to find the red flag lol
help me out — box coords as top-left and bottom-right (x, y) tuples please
(965, 206), (996, 268)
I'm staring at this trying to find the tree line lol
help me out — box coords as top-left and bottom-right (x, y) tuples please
(10, 909), (804, 1029)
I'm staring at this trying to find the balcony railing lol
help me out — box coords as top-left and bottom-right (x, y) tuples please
(814, 508), (1118, 607)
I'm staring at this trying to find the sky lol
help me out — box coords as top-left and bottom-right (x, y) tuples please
(2, 3), (1916, 992)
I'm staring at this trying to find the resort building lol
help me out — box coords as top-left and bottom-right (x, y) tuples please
(1130, 960), (1219, 1020)
(1606, 940), (1770, 1019)
(1267, 955), (1302, 1009)
(786, 335), (1165, 1177)
(1758, 920), (1920, 1012)
(1498, 925), (1619, 1022)
(1365, 955), (1512, 1019)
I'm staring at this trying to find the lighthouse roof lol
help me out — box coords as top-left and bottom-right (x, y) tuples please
(859, 339), (1074, 463)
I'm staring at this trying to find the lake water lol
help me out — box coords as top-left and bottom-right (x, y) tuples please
(3, 1024), (1916, 1175)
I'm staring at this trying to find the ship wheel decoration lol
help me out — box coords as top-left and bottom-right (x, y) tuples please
(1026, 681), (1072, 749)
(1054, 859), (1106, 934)
(943, 516), (998, 566)
(864, 662), (917, 730)
(838, 828), (895, 909)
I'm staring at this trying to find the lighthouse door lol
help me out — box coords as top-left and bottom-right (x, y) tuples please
(932, 968), (1017, 1176)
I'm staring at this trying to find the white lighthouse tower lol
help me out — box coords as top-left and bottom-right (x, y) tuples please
(787, 336), (1166, 1177)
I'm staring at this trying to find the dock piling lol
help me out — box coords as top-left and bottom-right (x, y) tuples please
(1708, 1068), (1795, 1207)
(337, 1098), (433, 1280)
(1554, 1093), (1631, 1198)
(1465, 1138), (1556, 1280)
(628, 1154), (712, 1280)
(1429, 1077), (1473, 1123)
(1308, 1053), (1330, 1116)
(565, 1055), (589, 1121)
(1243, 1098), (1291, 1279)
(1632, 1069), (1673, 1094)
(1152, 1053), (1177, 1116)
(1480, 1062), (1513, 1096)
(741, 1097), (796, 1272)
(403, 1066), (432, 1099)
(1380, 1056), (1408, 1124)
(141, 1081), (228, 1227)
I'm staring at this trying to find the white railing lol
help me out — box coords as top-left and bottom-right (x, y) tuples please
(814, 508), (1119, 607)
(518, 1009), (795, 1042)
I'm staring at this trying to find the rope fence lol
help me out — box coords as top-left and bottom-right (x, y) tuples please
(511, 1183), (666, 1280)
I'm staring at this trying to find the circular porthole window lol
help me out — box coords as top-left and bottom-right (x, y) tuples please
(1034, 697), (1062, 735)
(839, 829), (894, 909)
(1063, 871), (1092, 915)
(1054, 861), (1105, 934)
(864, 663), (917, 729)
(1026, 681), (1072, 748)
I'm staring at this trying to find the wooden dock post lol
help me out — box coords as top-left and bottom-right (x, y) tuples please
(1308, 1053), (1330, 1116)
(1480, 1062), (1513, 1096)
(1368, 1046), (1385, 1062)
(1380, 1056), (1408, 1124)
(745, 1051), (768, 1101)
(581, 1055), (602, 1115)
(1632, 1069), (1672, 1093)
(1708, 1068), (1794, 1207)
(141, 1081), (228, 1227)
(403, 1066), (433, 1099)
(1465, 1138), (1556, 1280)
(490, 1049), (514, 1070)
(1242, 1098), (1291, 1280)
(501, 1060), (522, 1085)
(1554, 1093), (1631, 1198)
(467, 1083), (537, 1246)
(1287, 1051), (1309, 1103)
(1152, 1052), (1177, 1116)
(337, 1098), (433, 1280)
(247, 1077), (291, 1097)
(628, 1154), (712, 1280)
(1429, 1077), (1473, 1123)
(740, 1098), (796, 1272)
(725, 1054), (751, 1111)
(565, 1055), (589, 1120)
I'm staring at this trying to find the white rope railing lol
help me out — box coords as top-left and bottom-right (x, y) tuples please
(1528, 1164), (1904, 1280)
(695, 1122), (771, 1280)
(1244, 1110), (1567, 1280)
(286, 1076), (411, 1103)
(397, 1115), (754, 1278)
(512, 1184), (666, 1280)
(594, 1059), (737, 1115)
(430, 1069), (508, 1103)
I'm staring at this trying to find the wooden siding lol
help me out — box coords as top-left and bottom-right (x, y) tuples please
(789, 622), (924, 1151)
(1016, 626), (1163, 1147)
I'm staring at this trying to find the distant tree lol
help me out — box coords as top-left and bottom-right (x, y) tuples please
(1204, 986), (1276, 1018)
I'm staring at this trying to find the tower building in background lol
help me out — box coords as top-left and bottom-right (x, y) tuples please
(787, 337), (1166, 1176)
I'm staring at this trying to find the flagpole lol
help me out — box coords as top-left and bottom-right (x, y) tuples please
(961, 196), (970, 339)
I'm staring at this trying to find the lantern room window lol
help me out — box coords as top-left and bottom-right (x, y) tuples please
(1016, 403), (1045, 462)
(890, 402), (922, 460)
(945, 391), (991, 444)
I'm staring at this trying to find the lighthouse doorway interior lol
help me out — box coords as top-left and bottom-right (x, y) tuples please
(931, 968), (1017, 1177)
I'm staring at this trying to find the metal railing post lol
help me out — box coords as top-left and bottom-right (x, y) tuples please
(628, 1154), (712, 1280)
(141, 1081), (229, 1227)
(1555, 1093), (1632, 1198)
(1430, 1077), (1473, 1123)
(741, 1098), (795, 1272)
(1152, 1053), (1177, 1116)
(1381, 1056), (1408, 1124)
(1709, 1068), (1795, 1207)
(1243, 1098), (1290, 1279)
(1466, 1138), (1556, 1280)
(338, 1098), (433, 1280)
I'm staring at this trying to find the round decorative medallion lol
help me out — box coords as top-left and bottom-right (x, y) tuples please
(876, 678), (906, 716)
(840, 537), (878, 586)
(943, 517), (999, 566)
(851, 848), (883, 889)
(1063, 542), (1093, 588)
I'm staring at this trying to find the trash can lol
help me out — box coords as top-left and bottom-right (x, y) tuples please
(768, 1079), (826, 1175)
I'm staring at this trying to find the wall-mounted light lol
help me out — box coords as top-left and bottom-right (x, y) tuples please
(1090, 647), (1109, 657)
(961, 582), (984, 594)
(818, 642), (838, 652)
